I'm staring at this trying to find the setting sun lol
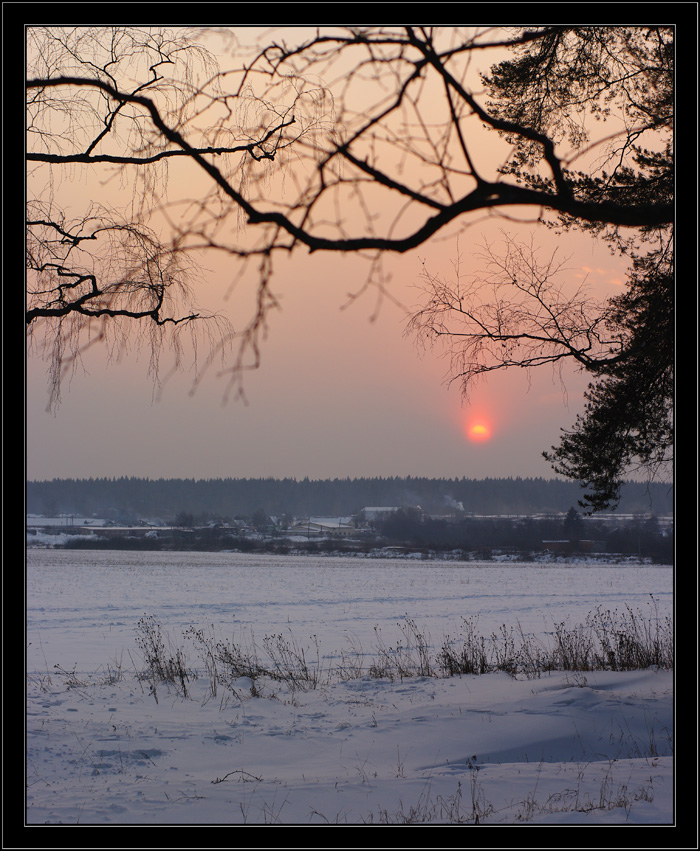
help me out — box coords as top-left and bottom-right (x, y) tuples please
(467, 422), (492, 442)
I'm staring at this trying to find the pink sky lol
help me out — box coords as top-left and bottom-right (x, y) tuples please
(25, 27), (633, 482)
(26, 227), (624, 481)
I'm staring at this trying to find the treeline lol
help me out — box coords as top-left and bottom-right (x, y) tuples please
(376, 509), (673, 563)
(56, 509), (673, 563)
(26, 475), (673, 521)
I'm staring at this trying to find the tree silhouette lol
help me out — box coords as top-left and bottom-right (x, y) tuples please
(26, 26), (325, 405)
(26, 27), (675, 505)
(402, 26), (674, 509)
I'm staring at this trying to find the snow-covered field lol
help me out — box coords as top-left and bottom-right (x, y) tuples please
(26, 549), (674, 826)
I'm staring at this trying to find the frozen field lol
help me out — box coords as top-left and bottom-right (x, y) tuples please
(26, 549), (674, 827)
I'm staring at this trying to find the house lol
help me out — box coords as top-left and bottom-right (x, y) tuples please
(359, 507), (402, 522)
(288, 518), (356, 538)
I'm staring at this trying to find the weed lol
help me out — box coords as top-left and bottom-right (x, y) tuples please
(212, 632), (269, 695)
(127, 600), (672, 708)
(183, 624), (220, 701)
(134, 615), (195, 698)
(437, 616), (489, 676)
(369, 618), (434, 681)
(53, 664), (88, 691)
(99, 651), (128, 686)
(262, 630), (324, 692)
(436, 597), (672, 680)
(586, 597), (673, 671)
(211, 769), (263, 785)
(362, 781), (487, 824)
(333, 636), (368, 680)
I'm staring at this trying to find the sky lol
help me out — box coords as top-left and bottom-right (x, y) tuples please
(25, 26), (632, 483)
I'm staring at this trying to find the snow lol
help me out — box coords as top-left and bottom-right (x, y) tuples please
(26, 549), (675, 826)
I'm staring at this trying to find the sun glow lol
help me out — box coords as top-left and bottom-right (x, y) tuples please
(467, 421), (492, 442)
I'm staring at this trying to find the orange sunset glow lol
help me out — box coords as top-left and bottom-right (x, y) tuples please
(467, 421), (492, 442)
(25, 26), (634, 483)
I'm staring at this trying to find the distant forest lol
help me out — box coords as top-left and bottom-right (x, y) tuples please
(26, 476), (673, 522)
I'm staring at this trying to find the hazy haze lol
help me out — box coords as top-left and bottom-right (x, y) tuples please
(26, 27), (632, 483)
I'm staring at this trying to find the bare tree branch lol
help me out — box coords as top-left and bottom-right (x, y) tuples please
(26, 26), (673, 435)
(406, 233), (622, 393)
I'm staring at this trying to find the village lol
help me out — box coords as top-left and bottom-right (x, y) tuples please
(26, 504), (673, 562)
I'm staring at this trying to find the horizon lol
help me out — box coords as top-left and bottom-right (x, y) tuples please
(25, 27), (670, 491)
(26, 476), (674, 521)
(25, 472), (673, 486)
